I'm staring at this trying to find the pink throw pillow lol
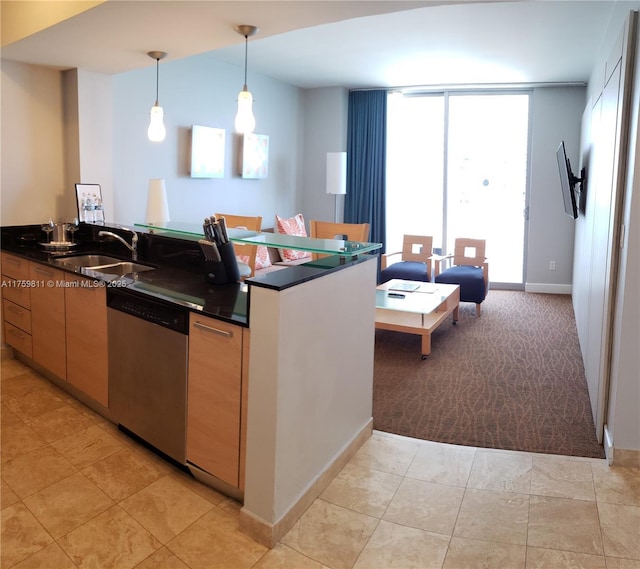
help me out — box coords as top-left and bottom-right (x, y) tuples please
(275, 214), (312, 262)
(238, 245), (271, 271)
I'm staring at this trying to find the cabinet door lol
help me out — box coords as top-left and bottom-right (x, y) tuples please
(65, 276), (108, 406)
(29, 263), (66, 379)
(187, 314), (242, 487)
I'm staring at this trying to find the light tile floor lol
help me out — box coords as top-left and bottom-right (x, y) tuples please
(2, 356), (640, 569)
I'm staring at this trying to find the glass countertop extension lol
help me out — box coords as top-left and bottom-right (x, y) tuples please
(135, 221), (382, 257)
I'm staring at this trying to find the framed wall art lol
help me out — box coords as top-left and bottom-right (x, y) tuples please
(190, 125), (225, 178)
(240, 133), (269, 179)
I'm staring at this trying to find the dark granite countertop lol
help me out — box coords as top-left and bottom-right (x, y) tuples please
(1, 223), (377, 328)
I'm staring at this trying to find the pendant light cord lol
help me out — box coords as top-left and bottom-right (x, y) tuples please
(243, 34), (249, 89)
(155, 57), (160, 105)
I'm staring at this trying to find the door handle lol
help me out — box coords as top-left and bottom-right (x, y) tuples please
(193, 321), (233, 338)
(33, 266), (54, 277)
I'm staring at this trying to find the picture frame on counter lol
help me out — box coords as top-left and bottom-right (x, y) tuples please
(75, 183), (105, 223)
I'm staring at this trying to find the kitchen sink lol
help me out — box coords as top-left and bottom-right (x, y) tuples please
(55, 254), (124, 268)
(91, 262), (155, 276)
(54, 254), (155, 275)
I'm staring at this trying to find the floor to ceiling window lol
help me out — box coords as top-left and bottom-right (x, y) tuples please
(386, 90), (530, 286)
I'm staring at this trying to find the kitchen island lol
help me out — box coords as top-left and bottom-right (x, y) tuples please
(0, 222), (379, 546)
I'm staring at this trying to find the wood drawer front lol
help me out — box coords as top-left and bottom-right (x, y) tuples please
(1, 279), (31, 308)
(4, 321), (33, 358)
(3, 298), (32, 334)
(1, 253), (30, 280)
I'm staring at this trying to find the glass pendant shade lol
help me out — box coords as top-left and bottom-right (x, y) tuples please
(235, 88), (255, 134)
(148, 104), (166, 142)
(233, 25), (258, 135)
(147, 51), (167, 143)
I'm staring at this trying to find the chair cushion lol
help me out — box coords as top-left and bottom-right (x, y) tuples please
(379, 261), (429, 284)
(435, 265), (486, 304)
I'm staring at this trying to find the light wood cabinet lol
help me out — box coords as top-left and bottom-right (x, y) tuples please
(3, 299), (32, 334)
(1, 255), (109, 406)
(187, 313), (249, 489)
(29, 262), (66, 379)
(64, 275), (108, 406)
(1, 253), (33, 357)
(4, 322), (33, 357)
(1, 253), (30, 281)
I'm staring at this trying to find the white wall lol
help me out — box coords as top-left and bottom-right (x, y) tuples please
(577, 4), (640, 459)
(601, 8), (640, 456)
(244, 258), (376, 528)
(300, 87), (348, 224)
(111, 53), (304, 228)
(1, 61), (69, 225)
(526, 87), (585, 291)
(77, 69), (114, 219)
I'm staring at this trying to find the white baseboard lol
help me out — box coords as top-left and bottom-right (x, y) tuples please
(239, 419), (373, 548)
(525, 283), (573, 294)
(604, 424), (614, 465)
(603, 424), (640, 467)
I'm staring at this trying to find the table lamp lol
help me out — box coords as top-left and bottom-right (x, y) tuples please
(145, 179), (170, 225)
(326, 152), (347, 223)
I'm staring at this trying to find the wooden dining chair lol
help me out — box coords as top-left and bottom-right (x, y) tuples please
(309, 220), (370, 260)
(215, 213), (262, 278)
(309, 221), (370, 241)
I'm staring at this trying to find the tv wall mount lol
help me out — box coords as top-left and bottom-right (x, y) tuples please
(570, 165), (586, 195)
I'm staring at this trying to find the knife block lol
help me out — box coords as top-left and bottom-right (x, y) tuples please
(205, 241), (241, 285)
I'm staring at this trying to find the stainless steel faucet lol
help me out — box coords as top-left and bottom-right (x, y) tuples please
(98, 227), (138, 260)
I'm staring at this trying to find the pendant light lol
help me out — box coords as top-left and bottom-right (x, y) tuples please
(234, 25), (258, 134)
(147, 51), (167, 142)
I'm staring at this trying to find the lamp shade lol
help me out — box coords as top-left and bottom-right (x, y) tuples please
(145, 179), (170, 224)
(148, 105), (166, 142)
(326, 152), (347, 195)
(235, 88), (256, 134)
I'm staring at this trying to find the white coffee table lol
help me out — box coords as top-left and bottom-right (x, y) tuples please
(375, 279), (460, 359)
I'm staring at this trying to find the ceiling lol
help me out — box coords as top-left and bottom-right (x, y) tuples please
(0, 0), (631, 89)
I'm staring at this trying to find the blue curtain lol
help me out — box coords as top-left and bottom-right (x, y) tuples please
(344, 90), (387, 250)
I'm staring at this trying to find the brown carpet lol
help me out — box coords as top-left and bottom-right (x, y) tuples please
(373, 290), (605, 458)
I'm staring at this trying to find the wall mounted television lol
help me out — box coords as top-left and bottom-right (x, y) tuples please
(556, 141), (584, 219)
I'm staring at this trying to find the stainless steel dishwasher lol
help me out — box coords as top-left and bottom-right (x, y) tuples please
(107, 288), (189, 465)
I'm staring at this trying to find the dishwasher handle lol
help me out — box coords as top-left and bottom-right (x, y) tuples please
(193, 321), (233, 338)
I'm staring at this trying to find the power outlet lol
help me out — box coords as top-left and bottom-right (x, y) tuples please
(549, 261), (556, 271)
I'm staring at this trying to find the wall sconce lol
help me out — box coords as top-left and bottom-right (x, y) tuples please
(145, 179), (170, 225)
(234, 25), (258, 134)
(326, 152), (347, 223)
(147, 51), (167, 142)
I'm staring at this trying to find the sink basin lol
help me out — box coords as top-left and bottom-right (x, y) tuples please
(55, 254), (123, 268)
(54, 254), (155, 276)
(91, 262), (155, 276)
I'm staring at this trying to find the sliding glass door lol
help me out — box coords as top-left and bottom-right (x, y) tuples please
(386, 91), (530, 286)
